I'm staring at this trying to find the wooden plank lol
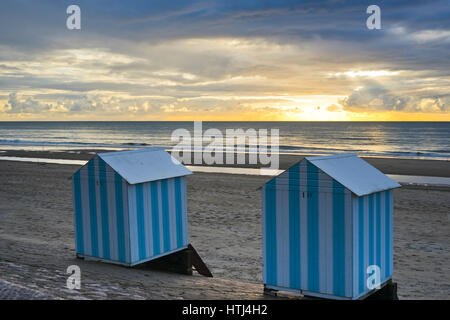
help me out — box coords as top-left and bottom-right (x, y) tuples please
(188, 244), (213, 277)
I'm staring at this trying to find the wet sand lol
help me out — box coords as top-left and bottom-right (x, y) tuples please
(0, 160), (449, 299)
(1, 149), (450, 177)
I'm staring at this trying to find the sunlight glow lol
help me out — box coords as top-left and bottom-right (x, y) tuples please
(329, 70), (400, 78)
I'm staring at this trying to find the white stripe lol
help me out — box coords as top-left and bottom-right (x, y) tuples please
(318, 175), (330, 294)
(106, 164), (118, 261)
(181, 177), (189, 245)
(71, 179), (77, 251)
(262, 185), (267, 283)
(363, 195), (369, 292)
(345, 192), (352, 297)
(380, 191), (386, 281)
(167, 179), (177, 250)
(300, 160), (309, 290)
(143, 182), (153, 257)
(80, 167), (92, 256)
(157, 181), (164, 253)
(127, 185), (138, 263)
(373, 194), (377, 270)
(94, 158), (104, 258)
(293, 165), (301, 287)
(352, 195), (359, 297)
(390, 191), (394, 274)
(122, 179), (131, 263)
(276, 175), (289, 288)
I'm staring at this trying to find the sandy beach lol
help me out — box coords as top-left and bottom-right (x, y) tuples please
(0, 155), (449, 300)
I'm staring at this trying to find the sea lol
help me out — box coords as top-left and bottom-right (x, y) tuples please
(0, 121), (449, 160)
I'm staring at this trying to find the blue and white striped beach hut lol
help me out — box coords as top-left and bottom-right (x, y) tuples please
(72, 148), (192, 266)
(262, 153), (401, 299)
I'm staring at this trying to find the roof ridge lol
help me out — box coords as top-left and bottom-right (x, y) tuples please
(307, 154), (400, 196)
(261, 153), (400, 196)
(305, 153), (357, 161)
(79, 147), (192, 184)
(98, 147), (165, 157)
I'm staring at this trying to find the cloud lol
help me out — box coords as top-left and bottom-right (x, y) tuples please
(339, 82), (449, 113)
(0, 1), (449, 119)
(328, 70), (400, 79)
(326, 104), (341, 112)
(410, 30), (450, 44)
(1, 93), (53, 113)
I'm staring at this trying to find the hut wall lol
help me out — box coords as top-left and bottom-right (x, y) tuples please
(352, 190), (394, 298)
(127, 176), (189, 264)
(72, 156), (131, 264)
(263, 160), (354, 298)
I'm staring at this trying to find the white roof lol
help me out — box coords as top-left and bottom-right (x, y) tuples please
(98, 147), (192, 185)
(306, 153), (401, 196)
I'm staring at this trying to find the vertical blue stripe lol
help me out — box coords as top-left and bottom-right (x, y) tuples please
(376, 193), (381, 271)
(136, 184), (146, 260)
(114, 172), (126, 262)
(174, 178), (183, 247)
(73, 171), (84, 255)
(358, 197), (365, 295)
(88, 160), (99, 257)
(151, 181), (161, 256)
(385, 190), (391, 278)
(161, 180), (171, 252)
(368, 194), (374, 269)
(289, 165), (300, 289)
(98, 159), (110, 259)
(307, 162), (319, 292)
(332, 180), (345, 296)
(265, 184), (277, 285)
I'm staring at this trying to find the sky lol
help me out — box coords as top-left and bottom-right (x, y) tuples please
(0, 0), (449, 121)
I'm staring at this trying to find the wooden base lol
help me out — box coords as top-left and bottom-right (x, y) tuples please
(76, 246), (188, 267)
(365, 280), (399, 300)
(188, 244), (213, 277)
(76, 244), (212, 277)
(139, 249), (193, 275)
(263, 280), (399, 300)
(263, 285), (278, 297)
(135, 243), (213, 277)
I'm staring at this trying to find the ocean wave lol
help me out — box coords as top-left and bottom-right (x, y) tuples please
(0, 138), (154, 147)
(0, 139), (449, 160)
(123, 142), (150, 146)
(1, 139), (82, 145)
(0, 139), (97, 146)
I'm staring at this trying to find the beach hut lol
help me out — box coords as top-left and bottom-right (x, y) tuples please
(71, 147), (192, 266)
(262, 153), (401, 299)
